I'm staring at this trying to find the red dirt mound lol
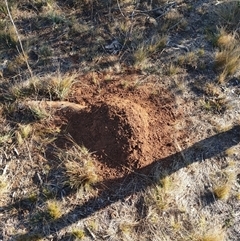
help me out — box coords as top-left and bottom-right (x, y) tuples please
(56, 73), (183, 180)
(67, 98), (150, 170)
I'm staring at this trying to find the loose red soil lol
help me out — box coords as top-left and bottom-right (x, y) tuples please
(55, 72), (184, 180)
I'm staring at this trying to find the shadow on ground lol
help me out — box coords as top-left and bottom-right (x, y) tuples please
(8, 125), (240, 240)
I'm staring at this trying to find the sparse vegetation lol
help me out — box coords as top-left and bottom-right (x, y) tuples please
(213, 184), (231, 200)
(177, 50), (204, 69)
(15, 233), (42, 241)
(215, 1), (240, 32)
(71, 229), (85, 240)
(213, 27), (240, 82)
(204, 82), (221, 97)
(29, 104), (50, 120)
(0, 175), (8, 194)
(63, 145), (98, 189)
(133, 35), (167, 67)
(193, 229), (226, 241)
(212, 162), (237, 201)
(200, 97), (230, 114)
(16, 124), (32, 145)
(237, 193), (240, 201)
(46, 200), (62, 220)
(166, 62), (181, 76)
(48, 72), (77, 100)
(225, 147), (237, 157)
(65, 160), (97, 189)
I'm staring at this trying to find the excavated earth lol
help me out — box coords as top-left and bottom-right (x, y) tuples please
(55, 72), (185, 180)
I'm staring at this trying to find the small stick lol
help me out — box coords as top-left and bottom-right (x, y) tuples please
(117, 0), (125, 17)
(5, 0), (33, 78)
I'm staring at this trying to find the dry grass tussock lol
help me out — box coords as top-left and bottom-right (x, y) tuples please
(214, 28), (240, 82)
(58, 141), (98, 190)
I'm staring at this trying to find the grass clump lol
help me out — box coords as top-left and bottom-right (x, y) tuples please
(214, 28), (240, 82)
(15, 124), (32, 144)
(119, 222), (136, 237)
(216, 29), (236, 47)
(215, 1), (240, 32)
(146, 170), (176, 211)
(189, 224), (226, 241)
(28, 104), (50, 120)
(59, 142), (98, 190)
(48, 72), (77, 100)
(204, 82), (221, 97)
(27, 192), (38, 203)
(134, 35), (167, 67)
(46, 200), (62, 220)
(13, 53), (29, 67)
(195, 231), (226, 241)
(211, 162), (237, 201)
(0, 175), (8, 194)
(225, 147), (237, 157)
(0, 22), (18, 48)
(65, 158), (97, 190)
(236, 193), (240, 201)
(18, 123), (32, 138)
(8, 71), (76, 100)
(23, 72), (77, 100)
(200, 97), (229, 114)
(0, 133), (12, 145)
(146, 185), (171, 211)
(161, 8), (187, 32)
(71, 229), (85, 240)
(177, 51), (200, 69)
(213, 184), (231, 200)
(38, 0), (67, 26)
(160, 175), (173, 191)
(165, 62), (181, 76)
